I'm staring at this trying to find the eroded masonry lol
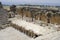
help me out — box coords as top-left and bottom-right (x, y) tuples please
(0, 2), (60, 40)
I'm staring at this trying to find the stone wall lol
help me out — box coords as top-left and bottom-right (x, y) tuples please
(0, 9), (8, 25)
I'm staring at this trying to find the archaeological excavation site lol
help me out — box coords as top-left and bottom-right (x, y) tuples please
(0, 1), (60, 40)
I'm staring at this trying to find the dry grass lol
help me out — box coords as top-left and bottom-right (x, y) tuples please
(16, 8), (60, 24)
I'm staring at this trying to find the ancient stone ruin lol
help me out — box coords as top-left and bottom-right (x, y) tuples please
(0, 8), (8, 25)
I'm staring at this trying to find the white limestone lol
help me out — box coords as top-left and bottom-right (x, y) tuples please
(0, 27), (34, 40)
(35, 31), (60, 40)
(0, 27), (60, 40)
(9, 17), (56, 35)
(7, 15), (60, 40)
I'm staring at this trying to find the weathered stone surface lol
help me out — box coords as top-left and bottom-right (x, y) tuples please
(0, 8), (8, 25)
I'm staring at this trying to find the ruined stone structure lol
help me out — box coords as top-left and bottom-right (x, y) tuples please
(0, 8), (8, 25)
(16, 7), (60, 24)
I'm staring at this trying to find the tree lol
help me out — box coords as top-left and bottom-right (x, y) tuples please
(10, 5), (16, 13)
(31, 12), (34, 21)
(39, 11), (42, 20)
(34, 12), (39, 20)
(39, 10), (44, 20)
(47, 11), (52, 23)
(30, 9), (35, 22)
(0, 2), (3, 8)
(21, 7), (25, 19)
